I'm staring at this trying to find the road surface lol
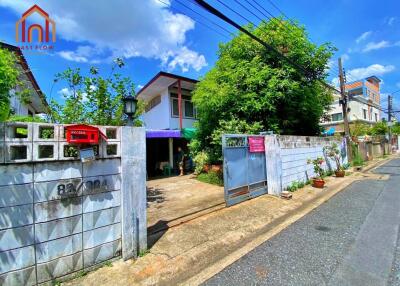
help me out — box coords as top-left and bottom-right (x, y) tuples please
(203, 158), (400, 286)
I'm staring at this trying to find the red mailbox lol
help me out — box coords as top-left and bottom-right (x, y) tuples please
(65, 124), (107, 145)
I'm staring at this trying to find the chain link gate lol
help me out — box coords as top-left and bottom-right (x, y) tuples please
(222, 134), (268, 206)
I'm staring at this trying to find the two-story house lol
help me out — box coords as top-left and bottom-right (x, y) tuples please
(321, 76), (382, 134)
(137, 72), (198, 176)
(1, 42), (49, 117)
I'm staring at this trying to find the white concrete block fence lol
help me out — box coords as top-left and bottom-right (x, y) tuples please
(265, 135), (348, 195)
(0, 122), (147, 285)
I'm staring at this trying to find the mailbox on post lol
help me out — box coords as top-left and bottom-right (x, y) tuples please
(65, 124), (107, 145)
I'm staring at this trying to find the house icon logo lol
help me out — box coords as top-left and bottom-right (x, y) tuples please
(16, 4), (56, 43)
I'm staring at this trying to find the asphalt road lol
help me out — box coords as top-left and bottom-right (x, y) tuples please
(203, 159), (400, 286)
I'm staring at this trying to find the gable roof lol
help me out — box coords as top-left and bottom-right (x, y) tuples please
(0, 42), (49, 114)
(137, 71), (198, 101)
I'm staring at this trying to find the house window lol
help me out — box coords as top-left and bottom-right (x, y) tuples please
(172, 98), (179, 116)
(363, 109), (367, 119)
(184, 100), (194, 118)
(331, 113), (343, 122)
(375, 113), (378, 122)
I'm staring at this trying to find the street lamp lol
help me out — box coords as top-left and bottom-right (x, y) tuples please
(123, 94), (138, 126)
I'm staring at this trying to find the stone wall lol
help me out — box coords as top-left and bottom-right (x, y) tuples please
(0, 123), (146, 285)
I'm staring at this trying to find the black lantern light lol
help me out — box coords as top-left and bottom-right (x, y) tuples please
(123, 95), (138, 126)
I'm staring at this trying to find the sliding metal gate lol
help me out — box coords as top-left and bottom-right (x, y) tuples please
(222, 134), (268, 206)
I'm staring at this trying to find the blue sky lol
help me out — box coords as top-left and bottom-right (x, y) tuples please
(0, 0), (399, 112)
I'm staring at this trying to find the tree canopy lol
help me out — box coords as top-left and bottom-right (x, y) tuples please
(0, 48), (21, 121)
(190, 19), (336, 162)
(49, 59), (144, 126)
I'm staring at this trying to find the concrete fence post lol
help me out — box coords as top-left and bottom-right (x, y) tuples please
(265, 135), (282, 196)
(121, 127), (147, 260)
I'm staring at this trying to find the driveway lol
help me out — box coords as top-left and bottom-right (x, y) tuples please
(203, 159), (400, 286)
(147, 175), (224, 234)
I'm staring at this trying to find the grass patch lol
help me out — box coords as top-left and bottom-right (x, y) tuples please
(196, 171), (223, 186)
(138, 249), (150, 257)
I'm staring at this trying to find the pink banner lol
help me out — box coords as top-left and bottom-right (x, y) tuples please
(249, 137), (265, 153)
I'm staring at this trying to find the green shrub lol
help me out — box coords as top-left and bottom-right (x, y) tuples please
(193, 151), (209, 174)
(286, 180), (306, 192)
(197, 171), (223, 186)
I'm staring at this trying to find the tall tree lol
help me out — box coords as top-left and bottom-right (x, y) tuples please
(0, 48), (25, 121)
(50, 59), (144, 126)
(191, 19), (336, 162)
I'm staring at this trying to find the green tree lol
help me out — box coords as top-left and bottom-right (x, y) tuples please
(0, 48), (21, 121)
(391, 122), (400, 135)
(191, 19), (335, 162)
(50, 59), (143, 126)
(370, 121), (388, 135)
(349, 120), (371, 137)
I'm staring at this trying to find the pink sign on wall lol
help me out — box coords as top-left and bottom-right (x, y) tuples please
(248, 137), (265, 153)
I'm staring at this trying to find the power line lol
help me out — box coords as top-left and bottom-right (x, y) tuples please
(177, 0), (235, 36)
(156, 0), (232, 39)
(250, 0), (359, 83)
(232, 0), (263, 22)
(215, 0), (256, 26)
(193, 0), (340, 93)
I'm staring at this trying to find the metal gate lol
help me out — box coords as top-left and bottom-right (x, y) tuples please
(222, 134), (268, 206)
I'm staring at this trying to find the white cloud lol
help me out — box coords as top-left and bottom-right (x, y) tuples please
(57, 87), (73, 98)
(331, 64), (395, 86)
(167, 47), (207, 72)
(1, 0), (207, 72)
(356, 31), (372, 43)
(58, 51), (89, 63)
(347, 64), (395, 79)
(362, 41), (391, 52)
(385, 17), (397, 26)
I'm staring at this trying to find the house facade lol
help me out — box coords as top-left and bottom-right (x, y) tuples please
(321, 76), (382, 133)
(137, 72), (198, 176)
(1, 42), (49, 116)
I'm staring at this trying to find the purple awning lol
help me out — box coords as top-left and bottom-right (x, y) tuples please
(146, 129), (181, 138)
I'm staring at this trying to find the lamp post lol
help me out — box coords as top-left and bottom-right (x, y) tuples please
(122, 95), (138, 127)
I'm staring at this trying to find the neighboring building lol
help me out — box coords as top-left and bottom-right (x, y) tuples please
(137, 71), (198, 176)
(321, 76), (382, 134)
(0, 42), (49, 116)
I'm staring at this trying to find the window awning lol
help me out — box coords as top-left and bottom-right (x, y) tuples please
(145, 128), (197, 139)
(181, 128), (196, 140)
(146, 129), (181, 138)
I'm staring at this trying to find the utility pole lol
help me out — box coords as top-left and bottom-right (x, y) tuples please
(338, 58), (352, 161)
(388, 94), (393, 152)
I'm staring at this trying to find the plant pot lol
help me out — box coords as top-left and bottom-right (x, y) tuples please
(211, 164), (222, 172)
(312, 178), (325, 188)
(335, 170), (345, 177)
(203, 164), (211, 173)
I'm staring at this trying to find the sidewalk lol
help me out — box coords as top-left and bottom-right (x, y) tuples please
(64, 156), (394, 286)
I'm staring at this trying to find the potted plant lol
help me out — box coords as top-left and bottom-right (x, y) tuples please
(324, 143), (345, 177)
(307, 157), (325, 188)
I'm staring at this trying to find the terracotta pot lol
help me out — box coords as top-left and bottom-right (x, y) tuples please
(203, 164), (211, 173)
(312, 178), (325, 188)
(211, 164), (222, 172)
(335, 170), (345, 177)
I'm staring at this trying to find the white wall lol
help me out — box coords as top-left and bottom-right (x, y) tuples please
(142, 89), (170, 129)
(324, 99), (380, 125)
(169, 117), (197, 129)
(142, 89), (197, 130)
